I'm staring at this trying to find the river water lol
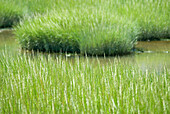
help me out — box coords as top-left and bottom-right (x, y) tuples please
(0, 29), (170, 73)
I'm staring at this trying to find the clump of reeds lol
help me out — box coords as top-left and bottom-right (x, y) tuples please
(15, 9), (137, 56)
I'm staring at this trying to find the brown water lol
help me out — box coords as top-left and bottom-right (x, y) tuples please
(0, 29), (18, 52)
(0, 29), (170, 72)
(136, 41), (170, 53)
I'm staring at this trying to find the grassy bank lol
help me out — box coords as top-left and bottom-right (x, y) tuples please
(0, 49), (169, 113)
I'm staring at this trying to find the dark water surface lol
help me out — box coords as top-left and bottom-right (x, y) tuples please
(0, 29), (170, 72)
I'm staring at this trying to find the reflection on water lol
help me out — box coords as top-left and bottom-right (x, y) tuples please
(0, 29), (170, 73)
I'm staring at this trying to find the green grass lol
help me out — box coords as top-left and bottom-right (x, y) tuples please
(0, 0), (59, 28)
(0, 49), (169, 113)
(1, 0), (170, 55)
(15, 10), (137, 56)
(0, 1), (23, 28)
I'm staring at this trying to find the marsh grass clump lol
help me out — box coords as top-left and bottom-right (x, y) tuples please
(128, 1), (170, 41)
(79, 21), (137, 56)
(0, 1), (23, 28)
(15, 9), (137, 56)
(0, 0), (58, 28)
(15, 12), (81, 53)
(0, 50), (169, 113)
(135, 12), (170, 41)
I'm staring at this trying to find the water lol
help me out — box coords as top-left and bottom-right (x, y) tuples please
(0, 29), (170, 72)
(0, 29), (19, 52)
(136, 41), (170, 53)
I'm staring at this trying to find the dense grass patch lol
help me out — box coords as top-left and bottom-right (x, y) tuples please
(14, 0), (169, 55)
(1, 0), (169, 55)
(0, 50), (169, 113)
(0, 1), (23, 28)
(115, 0), (170, 41)
(15, 10), (137, 55)
(0, 0), (60, 28)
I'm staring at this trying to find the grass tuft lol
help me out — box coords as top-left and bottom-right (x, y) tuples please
(0, 1), (23, 28)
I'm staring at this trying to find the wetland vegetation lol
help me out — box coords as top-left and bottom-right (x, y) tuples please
(0, 0), (169, 55)
(0, 0), (170, 113)
(1, 49), (169, 113)
(0, 30), (170, 113)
